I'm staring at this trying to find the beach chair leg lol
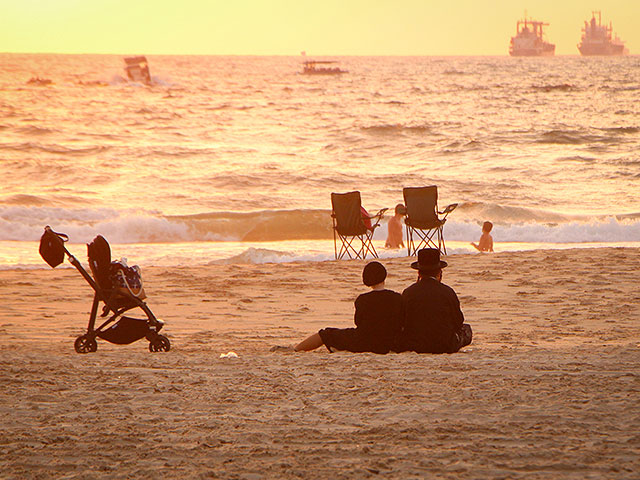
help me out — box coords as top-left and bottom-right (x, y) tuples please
(439, 227), (446, 255)
(406, 225), (414, 256)
(406, 226), (444, 256)
(337, 234), (364, 260)
(363, 233), (379, 259)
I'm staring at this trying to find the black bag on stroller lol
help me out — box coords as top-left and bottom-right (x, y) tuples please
(39, 226), (170, 353)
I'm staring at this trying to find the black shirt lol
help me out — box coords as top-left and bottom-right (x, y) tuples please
(353, 289), (403, 352)
(400, 277), (464, 353)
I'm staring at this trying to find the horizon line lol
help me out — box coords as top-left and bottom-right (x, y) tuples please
(2, 51), (633, 57)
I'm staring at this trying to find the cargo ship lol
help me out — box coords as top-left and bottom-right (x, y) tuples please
(578, 11), (628, 56)
(509, 16), (555, 56)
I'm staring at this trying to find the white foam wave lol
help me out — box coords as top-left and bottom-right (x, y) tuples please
(0, 206), (195, 243)
(211, 247), (333, 265)
(3, 206), (639, 245)
(444, 218), (640, 244)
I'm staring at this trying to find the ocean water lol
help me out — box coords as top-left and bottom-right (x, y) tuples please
(1, 54), (639, 269)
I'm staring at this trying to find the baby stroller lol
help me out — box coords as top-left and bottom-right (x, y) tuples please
(39, 226), (170, 353)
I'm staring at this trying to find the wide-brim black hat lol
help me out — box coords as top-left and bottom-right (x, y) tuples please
(411, 248), (448, 270)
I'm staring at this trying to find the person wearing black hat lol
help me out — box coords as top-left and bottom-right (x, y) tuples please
(397, 248), (472, 354)
(294, 261), (403, 353)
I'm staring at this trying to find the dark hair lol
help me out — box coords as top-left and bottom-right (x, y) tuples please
(482, 221), (493, 232)
(418, 267), (441, 278)
(362, 261), (387, 286)
(395, 203), (407, 215)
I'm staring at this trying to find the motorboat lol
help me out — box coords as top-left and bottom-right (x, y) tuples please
(124, 56), (152, 84)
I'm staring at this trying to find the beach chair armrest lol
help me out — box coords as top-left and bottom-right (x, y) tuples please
(372, 208), (388, 219)
(438, 203), (458, 216)
(368, 208), (388, 227)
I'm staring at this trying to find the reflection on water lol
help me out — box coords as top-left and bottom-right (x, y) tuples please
(1, 54), (639, 266)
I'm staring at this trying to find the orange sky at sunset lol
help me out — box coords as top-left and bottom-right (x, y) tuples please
(2, 0), (638, 56)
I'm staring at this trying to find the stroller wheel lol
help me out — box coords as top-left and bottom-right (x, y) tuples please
(149, 334), (171, 353)
(74, 335), (97, 353)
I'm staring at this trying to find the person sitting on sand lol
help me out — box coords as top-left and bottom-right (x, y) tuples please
(385, 203), (406, 249)
(396, 248), (472, 354)
(471, 221), (494, 252)
(295, 261), (403, 354)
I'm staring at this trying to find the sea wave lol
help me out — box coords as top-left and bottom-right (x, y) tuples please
(15, 125), (56, 136)
(536, 129), (621, 145)
(445, 218), (640, 244)
(210, 247), (332, 265)
(2, 205), (639, 245)
(168, 210), (332, 241)
(440, 139), (485, 154)
(556, 155), (596, 164)
(596, 126), (640, 135)
(2, 194), (51, 206)
(360, 123), (432, 136)
(0, 142), (110, 156)
(443, 69), (468, 75)
(455, 202), (576, 223)
(531, 83), (576, 92)
(0, 206), (331, 243)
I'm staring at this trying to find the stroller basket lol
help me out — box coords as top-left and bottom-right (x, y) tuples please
(97, 316), (163, 345)
(39, 226), (171, 354)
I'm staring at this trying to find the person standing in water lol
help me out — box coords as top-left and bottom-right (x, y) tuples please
(385, 204), (406, 249)
(471, 221), (494, 252)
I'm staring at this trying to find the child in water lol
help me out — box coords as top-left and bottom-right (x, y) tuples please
(471, 221), (494, 252)
(385, 203), (406, 249)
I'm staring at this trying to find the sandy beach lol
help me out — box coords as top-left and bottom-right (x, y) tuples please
(1, 247), (639, 479)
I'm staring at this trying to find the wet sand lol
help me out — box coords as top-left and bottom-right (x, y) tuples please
(1, 247), (639, 479)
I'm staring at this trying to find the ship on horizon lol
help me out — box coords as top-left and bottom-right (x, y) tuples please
(509, 16), (555, 57)
(578, 11), (628, 56)
(300, 60), (347, 75)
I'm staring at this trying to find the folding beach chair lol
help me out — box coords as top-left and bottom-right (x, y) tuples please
(403, 186), (457, 256)
(331, 191), (387, 260)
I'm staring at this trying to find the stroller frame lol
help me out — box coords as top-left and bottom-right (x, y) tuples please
(40, 227), (170, 354)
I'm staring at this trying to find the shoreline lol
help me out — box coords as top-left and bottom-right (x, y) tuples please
(2, 239), (640, 271)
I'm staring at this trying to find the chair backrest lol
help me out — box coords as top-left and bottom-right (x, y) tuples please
(403, 186), (439, 225)
(331, 191), (368, 236)
(87, 235), (112, 291)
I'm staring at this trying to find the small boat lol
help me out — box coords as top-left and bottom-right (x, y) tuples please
(301, 60), (347, 75)
(578, 11), (627, 56)
(123, 56), (152, 84)
(27, 76), (53, 86)
(77, 80), (108, 87)
(509, 16), (555, 56)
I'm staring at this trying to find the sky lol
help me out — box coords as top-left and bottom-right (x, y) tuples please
(1, 0), (638, 56)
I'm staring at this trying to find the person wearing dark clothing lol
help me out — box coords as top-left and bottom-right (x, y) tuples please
(295, 261), (403, 353)
(398, 248), (472, 354)
(319, 288), (403, 353)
